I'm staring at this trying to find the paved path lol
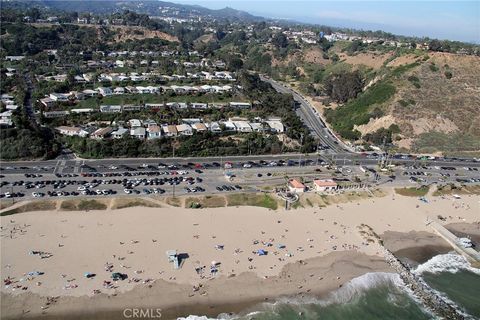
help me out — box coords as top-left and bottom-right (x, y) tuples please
(428, 220), (480, 266)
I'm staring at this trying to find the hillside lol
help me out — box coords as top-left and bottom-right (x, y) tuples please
(288, 47), (480, 155)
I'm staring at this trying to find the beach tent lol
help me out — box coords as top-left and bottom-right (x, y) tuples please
(257, 249), (267, 256)
(111, 272), (127, 280)
(277, 244), (286, 249)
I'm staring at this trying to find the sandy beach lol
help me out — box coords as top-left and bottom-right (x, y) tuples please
(1, 189), (479, 319)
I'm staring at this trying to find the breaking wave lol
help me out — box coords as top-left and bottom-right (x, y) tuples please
(413, 253), (480, 275)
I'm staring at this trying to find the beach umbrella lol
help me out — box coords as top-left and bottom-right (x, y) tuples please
(211, 261), (217, 266)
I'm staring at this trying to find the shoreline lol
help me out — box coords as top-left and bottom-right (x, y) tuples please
(1, 251), (392, 320)
(1, 190), (479, 319)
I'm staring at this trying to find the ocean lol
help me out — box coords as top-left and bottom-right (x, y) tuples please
(179, 253), (480, 320)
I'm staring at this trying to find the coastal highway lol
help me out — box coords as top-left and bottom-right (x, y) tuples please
(1, 152), (480, 176)
(260, 75), (351, 153)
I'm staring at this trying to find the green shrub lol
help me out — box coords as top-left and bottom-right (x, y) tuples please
(325, 81), (396, 139)
(391, 62), (420, 77)
(444, 71), (453, 79)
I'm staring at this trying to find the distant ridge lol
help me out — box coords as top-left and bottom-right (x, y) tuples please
(1, 0), (265, 22)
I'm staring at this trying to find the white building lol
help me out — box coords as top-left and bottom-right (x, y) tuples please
(0, 110), (13, 126)
(266, 120), (285, 133)
(249, 122), (264, 132)
(97, 87), (113, 96)
(207, 122), (222, 133)
(229, 102), (251, 109)
(288, 179), (306, 193)
(49, 93), (70, 102)
(130, 127), (146, 139)
(55, 126), (88, 137)
(129, 119), (143, 128)
(100, 105), (122, 113)
(232, 121), (252, 133)
(111, 127), (128, 139)
(313, 179), (338, 192)
(113, 87), (125, 95)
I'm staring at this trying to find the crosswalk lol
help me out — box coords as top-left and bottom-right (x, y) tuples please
(73, 160), (81, 173)
(53, 160), (67, 174)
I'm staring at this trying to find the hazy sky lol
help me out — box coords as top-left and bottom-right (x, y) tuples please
(173, 0), (480, 43)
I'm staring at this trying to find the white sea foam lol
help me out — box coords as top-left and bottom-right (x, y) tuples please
(413, 253), (480, 275)
(178, 273), (404, 320)
(178, 316), (218, 320)
(177, 311), (260, 320)
(273, 272), (404, 307)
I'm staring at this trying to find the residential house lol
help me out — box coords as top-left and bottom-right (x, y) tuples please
(143, 119), (158, 127)
(136, 86), (150, 94)
(199, 85), (214, 93)
(207, 122), (222, 133)
(249, 122), (264, 132)
(97, 87), (113, 96)
(100, 105), (122, 113)
(55, 126), (88, 137)
(313, 179), (338, 192)
(74, 75), (86, 83)
(122, 105), (142, 112)
(191, 123), (207, 132)
(147, 125), (162, 140)
(176, 124), (193, 136)
(43, 111), (70, 118)
(166, 102), (188, 109)
(232, 121), (252, 133)
(229, 102), (251, 109)
(162, 124), (178, 137)
(146, 86), (160, 94)
(221, 121), (236, 131)
(83, 89), (98, 97)
(91, 127), (113, 139)
(190, 103), (208, 109)
(113, 87), (125, 95)
(145, 103), (164, 110)
(5, 56), (25, 61)
(40, 97), (55, 108)
(128, 119), (143, 128)
(130, 127), (146, 139)
(111, 127), (128, 139)
(266, 119), (285, 133)
(70, 91), (85, 100)
(71, 108), (94, 114)
(49, 93), (70, 102)
(0, 110), (13, 126)
(288, 179), (306, 193)
(125, 86), (138, 94)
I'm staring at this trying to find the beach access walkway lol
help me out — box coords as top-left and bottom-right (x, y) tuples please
(427, 220), (480, 266)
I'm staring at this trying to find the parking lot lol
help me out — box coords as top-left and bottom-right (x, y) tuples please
(1, 158), (479, 202)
